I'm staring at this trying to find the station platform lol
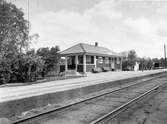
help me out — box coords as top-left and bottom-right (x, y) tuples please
(0, 69), (166, 103)
(0, 69), (167, 119)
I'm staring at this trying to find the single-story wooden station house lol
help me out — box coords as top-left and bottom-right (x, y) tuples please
(59, 42), (122, 73)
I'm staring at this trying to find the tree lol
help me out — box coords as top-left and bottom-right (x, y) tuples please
(146, 58), (153, 69)
(0, 1), (61, 84)
(0, 58), (11, 83)
(138, 57), (153, 70)
(122, 50), (137, 70)
(49, 46), (60, 74)
(36, 46), (60, 77)
(127, 50), (137, 67)
(159, 58), (165, 67)
(0, 0), (29, 56)
(0, 1), (45, 84)
(9, 52), (44, 83)
(36, 47), (50, 77)
(0, 0), (30, 83)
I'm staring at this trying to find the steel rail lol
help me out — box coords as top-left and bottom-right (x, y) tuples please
(89, 81), (167, 124)
(11, 75), (165, 124)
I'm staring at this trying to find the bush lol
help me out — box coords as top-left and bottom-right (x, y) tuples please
(0, 54), (44, 84)
(36, 46), (60, 77)
(10, 54), (44, 83)
(0, 59), (11, 84)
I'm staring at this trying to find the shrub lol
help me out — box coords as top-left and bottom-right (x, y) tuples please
(0, 58), (11, 84)
(9, 54), (44, 83)
(0, 54), (44, 84)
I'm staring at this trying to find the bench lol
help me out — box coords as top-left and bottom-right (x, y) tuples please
(102, 67), (111, 72)
(92, 67), (102, 73)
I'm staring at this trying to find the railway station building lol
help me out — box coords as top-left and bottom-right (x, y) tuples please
(59, 42), (122, 73)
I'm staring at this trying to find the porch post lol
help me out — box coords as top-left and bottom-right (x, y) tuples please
(94, 56), (96, 68)
(111, 58), (114, 70)
(109, 57), (111, 68)
(65, 56), (68, 71)
(83, 54), (86, 73)
(116, 57), (120, 71)
(75, 55), (78, 72)
(120, 57), (123, 71)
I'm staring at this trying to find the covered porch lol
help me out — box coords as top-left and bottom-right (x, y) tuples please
(60, 54), (122, 74)
(61, 54), (93, 73)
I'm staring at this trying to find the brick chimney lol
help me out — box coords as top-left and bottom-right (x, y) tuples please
(95, 42), (98, 47)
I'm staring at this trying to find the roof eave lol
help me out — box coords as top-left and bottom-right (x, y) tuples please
(60, 52), (86, 56)
(60, 52), (122, 57)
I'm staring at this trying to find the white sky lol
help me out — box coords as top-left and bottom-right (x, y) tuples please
(12, 0), (167, 58)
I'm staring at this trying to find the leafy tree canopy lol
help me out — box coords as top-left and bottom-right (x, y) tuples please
(0, 0), (29, 57)
(0, 0), (46, 84)
(36, 46), (60, 76)
(127, 50), (137, 65)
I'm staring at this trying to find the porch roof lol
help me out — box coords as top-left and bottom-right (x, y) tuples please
(60, 43), (121, 57)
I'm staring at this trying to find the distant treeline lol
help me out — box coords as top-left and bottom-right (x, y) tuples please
(122, 50), (166, 71)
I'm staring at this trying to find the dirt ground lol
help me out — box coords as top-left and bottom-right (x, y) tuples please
(115, 84), (167, 124)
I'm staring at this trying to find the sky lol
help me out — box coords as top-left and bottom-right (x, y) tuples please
(12, 0), (167, 58)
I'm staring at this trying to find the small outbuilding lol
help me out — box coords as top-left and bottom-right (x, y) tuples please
(59, 42), (122, 73)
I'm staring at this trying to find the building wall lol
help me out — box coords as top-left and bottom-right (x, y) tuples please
(77, 64), (83, 72)
(60, 65), (65, 72)
(96, 56), (110, 69)
(96, 63), (110, 69)
(86, 64), (95, 72)
(59, 64), (95, 72)
(60, 56), (122, 73)
(96, 56), (122, 71)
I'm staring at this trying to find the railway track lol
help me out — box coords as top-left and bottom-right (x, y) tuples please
(90, 81), (166, 124)
(11, 74), (167, 124)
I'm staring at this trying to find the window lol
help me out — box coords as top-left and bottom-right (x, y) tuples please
(98, 57), (103, 63)
(78, 55), (83, 64)
(86, 55), (94, 64)
(114, 58), (117, 63)
(67, 57), (72, 65)
(116, 57), (121, 64)
(111, 58), (114, 63)
(105, 57), (109, 64)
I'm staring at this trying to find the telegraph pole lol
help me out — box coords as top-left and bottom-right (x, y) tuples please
(164, 44), (167, 68)
(28, 0), (30, 34)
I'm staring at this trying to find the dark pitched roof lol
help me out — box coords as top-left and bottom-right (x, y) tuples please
(60, 43), (121, 57)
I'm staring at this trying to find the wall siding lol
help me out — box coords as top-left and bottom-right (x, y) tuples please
(96, 62), (110, 68)
(60, 65), (65, 72)
(77, 64), (83, 72)
(86, 64), (95, 72)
